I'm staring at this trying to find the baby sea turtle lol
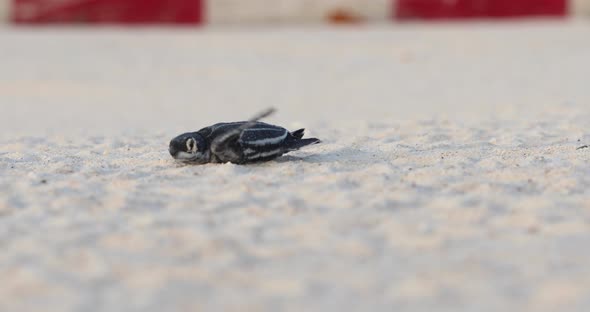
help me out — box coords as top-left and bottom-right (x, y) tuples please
(169, 108), (320, 164)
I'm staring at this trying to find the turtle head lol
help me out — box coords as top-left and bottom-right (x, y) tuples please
(169, 132), (209, 163)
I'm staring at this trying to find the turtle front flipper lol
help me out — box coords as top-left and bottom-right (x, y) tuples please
(209, 125), (248, 163)
(210, 139), (244, 163)
(209, 108), (276, 164)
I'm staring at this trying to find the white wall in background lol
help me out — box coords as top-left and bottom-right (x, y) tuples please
(208, 0), (391, 24)
(572, 0), (590, 15)
(0, 0), (10, 23)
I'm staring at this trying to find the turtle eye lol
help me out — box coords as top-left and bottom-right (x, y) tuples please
(186, 138), (196, 152)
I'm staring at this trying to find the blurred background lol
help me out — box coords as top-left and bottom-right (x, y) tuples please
(5, 0), (590, 24)
(1, 0), (589, 136)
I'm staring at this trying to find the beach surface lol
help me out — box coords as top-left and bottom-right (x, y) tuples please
(1, 21), (590, 311)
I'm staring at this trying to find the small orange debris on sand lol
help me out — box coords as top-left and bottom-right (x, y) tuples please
(326, 8), (365, 24)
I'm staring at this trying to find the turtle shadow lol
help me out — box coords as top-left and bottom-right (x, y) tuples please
(275, 146), (383, 164)
(167, 146), (384, 166)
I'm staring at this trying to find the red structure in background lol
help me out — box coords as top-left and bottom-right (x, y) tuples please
(12, 0), (203, 24)
(11, 0), (568, 24)
(396, 0), (567, 19)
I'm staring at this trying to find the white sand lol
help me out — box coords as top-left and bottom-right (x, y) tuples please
(1, 21), (590, 311)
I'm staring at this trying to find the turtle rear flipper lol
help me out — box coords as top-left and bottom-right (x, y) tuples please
(291, 128), (305, 139)
(289, 138), (320, 151)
